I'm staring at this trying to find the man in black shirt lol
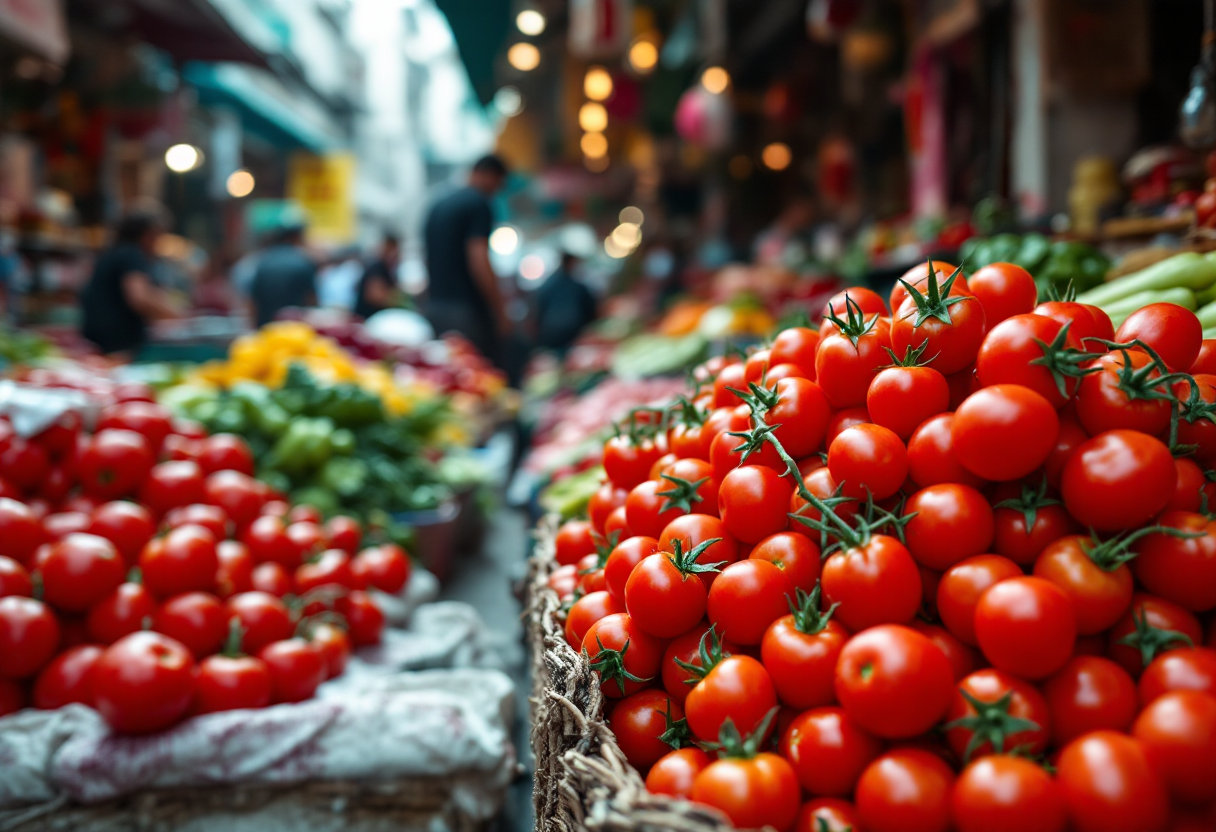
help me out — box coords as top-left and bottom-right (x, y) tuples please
(80, 207), (180, 355)
(423, 155), (509, 360)
(249, 224), (317, 327)
(536, 251), (597, 355)
(354, 234), (401, 319)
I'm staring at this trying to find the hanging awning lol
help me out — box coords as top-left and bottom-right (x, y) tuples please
(183, 63), (345, 152)
(71, 0), (269, 67)
(0, 0), (70, 64)
(433, 0), (513, 106)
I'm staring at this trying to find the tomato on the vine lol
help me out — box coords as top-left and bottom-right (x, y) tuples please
(815, 312), (892, 408)
(1060, 429), (1174, 532)
(821, 535), (922, 632)
(608, 688), (685, 771)
(945, 668), (1050, 761)
(1106, 594), (1204, 676)
(1075, 349), (1172, 436)
(976, 313), (1089, 407)
(1133, 511), (1216, 612)
(691, 751), (801, 832)
(1034, 300), (1113, 355)
(902, 484), (993, 571)
(1033, 534), (1135, 634)
(748, 532), (820, 592)
(685, 653), (777, 742)
(1115, 302), (1203, 372)
(890, 268), (986, 375)
(603, 434), (663, 489)
(866, 362), (949, 441)
(719, 465), (793, 544)
(582, 612), (663, 699)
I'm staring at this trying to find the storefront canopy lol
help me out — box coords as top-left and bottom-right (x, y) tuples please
(433, 0), (513, 106)
(0, 0), (70, 64)
(71, 0), (268, 67)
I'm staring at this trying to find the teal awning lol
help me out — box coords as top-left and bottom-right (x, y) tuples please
(433, 0), (513, 106)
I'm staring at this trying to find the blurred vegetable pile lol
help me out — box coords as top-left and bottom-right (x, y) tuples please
(0, 327), (53, 366)
(960, 234), (1110, 295)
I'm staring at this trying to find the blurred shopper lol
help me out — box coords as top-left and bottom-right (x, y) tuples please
(80, 205), (180, 355)
(249, 221), (317, 327)
(354, 234), (402, 319)
(423, 155), (509, 360)
(317, 245), (363, 310)
(536, 248), (597, 355)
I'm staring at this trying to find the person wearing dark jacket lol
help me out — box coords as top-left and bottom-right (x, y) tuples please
(354, 234), (401, 319)
(249, 223), (317, 327)
(536, 252), (596, 354)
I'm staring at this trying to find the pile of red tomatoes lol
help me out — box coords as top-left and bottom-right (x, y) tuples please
(547, 262), (1216, 832)
(0, 391), (410, 734)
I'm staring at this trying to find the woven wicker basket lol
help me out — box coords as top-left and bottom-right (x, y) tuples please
(527, 519), (734, 832)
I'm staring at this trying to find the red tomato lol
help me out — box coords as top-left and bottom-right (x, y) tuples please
(825, 406), (872, 446)
(1177, 377), (1216, 467)
(685, 653), (777, 741)
(92, 631), (196, 734)
(241, 515), (305, 569)
(768, 378), (832, 457)
(821, 536), (922, 631)
(968, 263), (1038, 325)
(1133, 512), (1216, 612)
(710, 425), (785, 482)
(194, 653), (273, 714)
(251, 561), (293, 597)
(645, 747), (711, 798)
(582, 613), (663, 699)
(953, 385), (1059, 481)
(952, 755), (1065, 832)
(1167, 456), (1206, 514)
(1107, 594), (1204, 677)
(226, 591), (294, 654)
(86, 501), (155, 565)
(565, 591), (624, 648)
(350, 544), (411, 594)
(86, 582), (156, 645)
(906, 413), (985, 489)
(198, 434), (255, 475)
(41, 511), (91, 542)
(770, 327), (821, 374)
(974, 576), (1076, 679)
(901, 484), (993, 571)
(295, 549), (354, 595)
(35, 412), (81, 460)
(890, 277), (986, 375)
(76, 429), (155, 500)
(1043, 416), (1090, 490)
(337, 590), (384, 646)
(855, 748), (955, 832)
(1075, 349), (1172, 436)
(0, 555), (31, 598)
(624, 479), (690, 539)
(97, 401), (174, 453)
(138, 460), (205, 517)
(258, 638), (326, 703)
(609, 688), (684, 770)
(788, 466), (860, 539)
(866, 364), (950, 440)
(712, 362), (748, 408)
(32, 644), (103, 709)
(795, 798), (862, 832)
(1116, 302), (1203, 371)
(749, 532), (820, 592)
(1034, 300), (1114, 355)
(140, 524), (219, 598)
(691, 753), (801, 832)
(937, 555), (1022, 646)
(1132, 690), (1216, 805)
(1189, 339), (1216, 374)
(1042, 656), (1138, 746)
(589, 483), (631, 533)
(1061, 429), (1174, 532)
(152, 591), (228, 659)
(1140, 647), (1216, 705)
(0, 497), (44, 565)
(824, 287), (888, 321)
(945, 668), (1050, 760)
(827, 423), (908, 501)
(604, 505), (628, 539)
(889, 260), (963, 312)
(834, 624), (954, 738)
(215, 540), (254, 599)
(203, 470), (268, 530)
(603, 435), (663, 489)
(976, 313), (1088, 407)
(307, 621), (351, 679)
(0, 436), (50, 493)
(0, 596), (59, 679)
(39, 461), (74, 503)
(780, 706), (881, 796)
(164, 503), (229, 540)
(1033, 535), (1134, 635)
(706, 559), (794, 645)
(324, 516), (363, 554)
(38, 533), (125, 614)
(1056, 731), (1168, 832)
(912, 620), (978, 682)
(815, 315), (892, 408)
(163, 434), (203, 463)
(603, 535), (659, 601)
(719, 465), (793, 544)
(626, 546), (716, 639)
(554, 519), (597, 567)
(990, 482), (1078, 566)
(285, 522), (326, 560)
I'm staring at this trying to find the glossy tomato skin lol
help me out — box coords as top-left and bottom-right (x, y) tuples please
(855, 748), (955, 832)
(1106, 594), (1204, 676)
(821, 536), (922, 632)
(295, 549), (354, 595)
(97, 401), (174, 453)
(258, 638), (326, 703)
(912, 620), (978, 681)
(338, 590), (384, 646)
(1190, 339), (1216, 374)
(902, 484), (993, 571)
(952, 755), (1065, 832)
(1139, 647), (1216, 705)
(226, 591), (294, 655)
(706, 560), (793, 645)
(251, 562), (293, 597)
(685, 654), (777, 742)
(976, 313), (1084, 407)
(767, 378), (832, 458)
(866, 366), (950, 440)
(39, 533), (126, 614)
(1132, 690), (1216, 805)
(890, 261), (961, 312)
(953, 385), (1059, 481)
(816, 316), (892, 408)
(937, 555), (1022, 646)
(906, 413), (985, 488)
(139, 460), (206, 517)
(1033, 535), (1134, 634)
(197, 434), (255, 476)
(1075, 349), (1172, 436)
(308, 621), (351, 679)
(827, 423), (908, 500)
(795, 798), (862, 832)
(1042, 656), (1138, 746)
(1166, 456), (1206, 513)
(645, 747), (711, 798)
(152, 592), (229, 659)
(554, 519), (597, 567)
(194, 654), (273, 714)
(660, 623), (739, 705)
(1034, 300), (1113, 354)
(564, 591), (624, 649)
(32, 644), (103, 709)
(749, 533), (820, 592)
(834, 624), (954, 739)
(1061, 429), (1175, 532)
(891, 289), (986, 376)
(92, 631), (197, 734)
(780, 706), (882, 796)
(215, 540), (255, 599)
(164, 503), (229, 540)
(203, 470), (267, 531)
(608, 689), (684, 771)
(86, 582), (156, 644)
(603, 435), (663, 490)
(0, 596), (56, 679)
(770, 327), (821, 375)
(1056, 730), (1169, 832)
(992, 500), (1077, 566)
(581, 613), (663, 699)
(604, 536), (659, 600)
(719, 466), (793, 544)
(1115, 302), (1203, 372)
(140, 525), (219, 599)
(0, 497), (45, 566)
(974, 576), (1076, 679)
(625, 552), (709, 639)
(86, 501), (155, 565)
(691, 753), (801, 832)
(0, 555), (31, 598)
(968, 263), (1037, 326)
(761, 613), (849, 710)
(241, 515), (305, 569)
(624, 479), (688, 539)
(324, 516), (363, 554)
(946, 668), (1050, 760)
(1178, 375), (1216, 467)
(1133, 512), (1216, 612)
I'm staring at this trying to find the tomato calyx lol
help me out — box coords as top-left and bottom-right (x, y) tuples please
(219, 618), (249, 658)
(1028, 321), (1100, 398)
(699, 707), (778, 760)
(1094, 341), (1186, 405)
(666, 537), (727, 578)
(1080, 524), (1203, 572)
(583, 530), (621, 575)
(898, 261), (971, 328)
(658, 698), (693, 750)
(788, 583), (840, 635)
(658, 475), (709, 514)
(296, 610), (348, 641)
(1040, 281), (1076, 303)
(672, 395), (707, 428)
(993, 476), (1060, 532)
(942, 689), (1042, 763)
(822, 294), (878, 348)
(588, 634), (652, 695)
(1114, 608), (1195, 668)
(882, 340), (934, 368)
(673, 625), (731, 684)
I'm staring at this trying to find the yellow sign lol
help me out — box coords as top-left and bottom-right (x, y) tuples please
(287, 153), (355, 244)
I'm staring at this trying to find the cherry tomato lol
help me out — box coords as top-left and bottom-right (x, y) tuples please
(0, 497), (45, 565)
(251, 562), (293, 597)
(195, 653), (272, 714)
(86, 582), (156, 644)
(0, 436), (49, 493)
(889, 260), (963, 313)
(788, 466), (860, 539)
(855, 748), (955, 832)
(719, 465), (793, 544)
(602, 535), (659, 601)
(306, 621), (351, 679)
(906, 413), (985, 489)
(1042, 656), (1138, 746)
(42, 511), (90, 542)
(1132, 690), (1216, 805)
(1033, 535), (1134, 634)
(1075, 349), (1172, 436)
(86, 501), (155, 565)
(1056, 731), (1169, 832)
(707, 560), (793, 645)
(821, 536), (922, 632)
(952, 755), (1065, 832)
(834, 624), (954, 738)
(645, 747), (711, 798)
(197, 434), (255, 475)
(968, 262), (1037, 326)
(258, 638), (326, 703)
(901, 484), (993, 571)
(582, 612), (663, 699)
(295, 549), (354, 595)
(825, 406), (872, 446)
(767, 378), (832, 457)
(685, 654), (778, 741)
(827, 423), (908, 501)
(32, 644), (103, 709)
(795, 798), (861, 832)
(241, 515), (305, 568)
(139, 460), (206, 517)
(324, 515), (363, 554)
(97, 401), (174, 453)
(215, 540), (255, 599)
(1133, 512), (1216, 612)
(761, 588), (848, 710)
(603, 435), (663, 489)
(555, 519), (597, 567)
(936, 555), (1022, 646)
(1034, 300), (1114, 355)
(152, 591), (229, 659)
(891, 281), (986, 376)
(780, 706), (881, 796)
(0, 596), (59, 679)
(749, 532), (820, 592)
(350, 544), (411, 594)
(975, 576), (1076, 679)
(816, 315), (893, 408)
(691, 753), (801, 832)
(0, 555), (31, 598)
(953, 385), (1059, 481)
(226, 591), (294, 655)
(866, 364), (950, 441)
(946, 668), (1050, 760)
(603, 505), (628, 539)
(609, 688), (684, 771)
(140, 524), (219, 598)
(564, 591), (623, 648)
(285, 522), (326, 560)
(164, 503), (229, 540)
(92, 631), (196, 734)
(38, 533), (126, 614)
(203, 470), (268, 530)
(912, 620), (978, 682)
(1061, 429), (1174, 532)
(1165, 457), (1206, 513)
(1107, 594), (1204, 677)
(1140, 647), (1216, 705)
(976, 313), (1087, 407)
(76, 429), (155, 500)
(660, 623), (739, 705)
(1115, 302), (1203, 372)
(990, 483), (1078, 565)
(770, 327), (821, 375)
(337, 590), (384, 646)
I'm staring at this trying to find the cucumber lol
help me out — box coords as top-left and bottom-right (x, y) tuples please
(1197, 302), (1216, 329)
(1101, 287), (1196, 328)
(1077, 253), (1216, 307)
